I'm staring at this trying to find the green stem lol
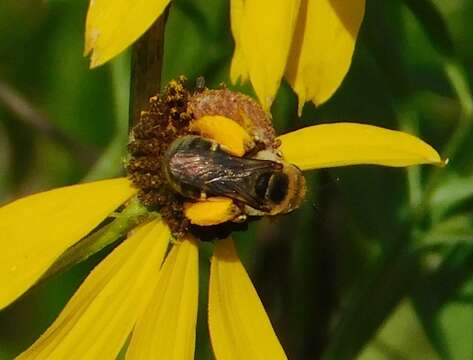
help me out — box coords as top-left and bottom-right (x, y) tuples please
(129, 11), (168, 126)
(415, 60), (473, 220)
(42, 198), (152, 281)
(439, 60), (473, 160)
(398, 103), (422, 209)
(83, 10), (169, 181)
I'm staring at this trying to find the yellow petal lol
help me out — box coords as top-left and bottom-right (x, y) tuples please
(126, 236), (199, 360)
(209, 238), (287, 360)
(230, 0), (249, 83)
(85, 0), (170, 67)
(17, 219), (170, 359)
(184, 197), (241, 226)
(286, 0), (366, 112)
(190, 115), (254, 156)
(239, 0), (301, 110)
(278, 123), (444, 170)
(0, 178), (137, 310)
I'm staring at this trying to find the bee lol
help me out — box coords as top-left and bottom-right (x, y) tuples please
(163, 135), (306, 217)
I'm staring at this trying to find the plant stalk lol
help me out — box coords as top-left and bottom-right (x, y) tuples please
(129, 10), (168, 127)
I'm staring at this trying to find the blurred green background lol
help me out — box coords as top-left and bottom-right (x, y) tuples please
(1, 0), (472, 359)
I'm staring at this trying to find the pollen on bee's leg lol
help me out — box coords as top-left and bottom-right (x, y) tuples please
(189, 115), (254, 156)
(184, 197), (241, 226)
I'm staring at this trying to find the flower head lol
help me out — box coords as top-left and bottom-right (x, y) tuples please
(0, 79), (442, 358)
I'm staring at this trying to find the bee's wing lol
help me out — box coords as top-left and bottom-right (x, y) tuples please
(167, 144), (279, 210)
(199, 154), (279, 210)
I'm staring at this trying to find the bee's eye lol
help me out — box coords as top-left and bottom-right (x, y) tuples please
(255, 172), (271, 199)
(267, 173), (288, 203)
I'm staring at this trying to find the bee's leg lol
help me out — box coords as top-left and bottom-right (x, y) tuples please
(232, 214), (247, 223)
(169, 236), (179, 245)
(210, 142), (219, 152)
(200, 191), (207, 200)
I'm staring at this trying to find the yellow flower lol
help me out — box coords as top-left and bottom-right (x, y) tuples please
(85, 0), (365, 111)
(1, 112), (442, 358)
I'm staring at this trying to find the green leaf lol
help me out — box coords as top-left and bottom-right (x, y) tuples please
(402, 0), (454, 57)
(436, 296), (473, 360)
(420, 213), (473, 247)
(412, 243), (473, 359)
(431, 174), (473, 220)
(357, 300), (440, 360)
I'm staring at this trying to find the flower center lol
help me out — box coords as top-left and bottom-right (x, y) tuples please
(127, 77), (306, 238)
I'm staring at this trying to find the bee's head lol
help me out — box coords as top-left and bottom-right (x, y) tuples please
(251, 150), (306, 215)
(257, 163), (306, 215)
(255, 171), (288, 205)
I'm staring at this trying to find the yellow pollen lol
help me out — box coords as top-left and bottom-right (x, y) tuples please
(184, 197), (241, 226)
(190, 115), (254, 156)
